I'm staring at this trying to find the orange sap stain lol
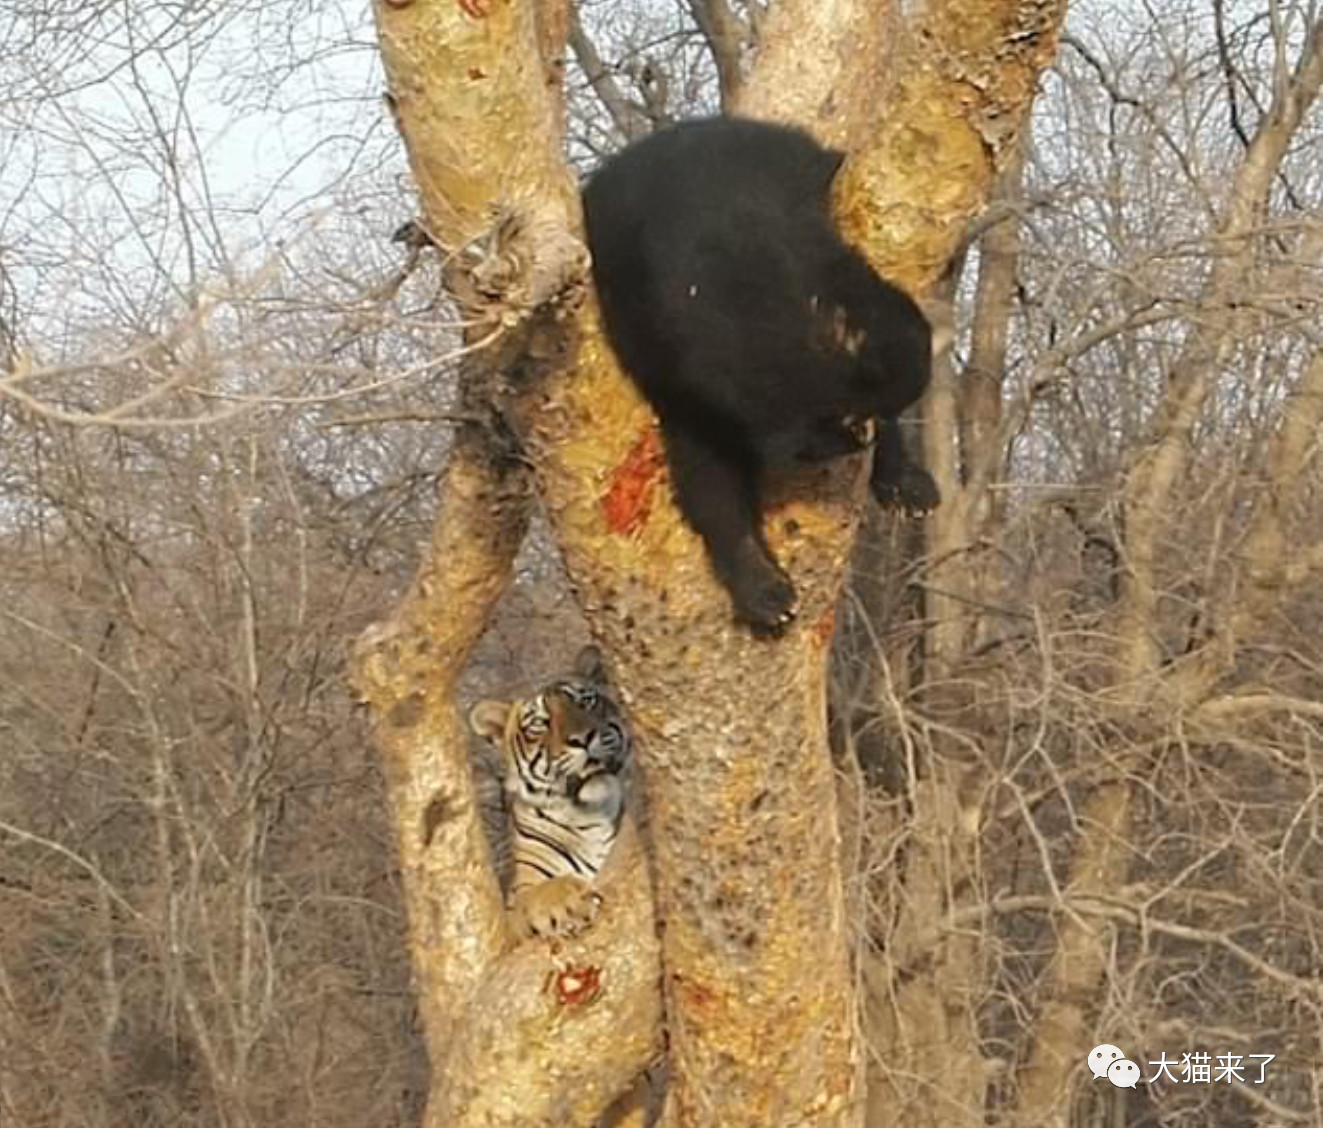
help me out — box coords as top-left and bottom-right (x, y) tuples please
(813, 606), (836, 647)
(602, 429), (665, 536)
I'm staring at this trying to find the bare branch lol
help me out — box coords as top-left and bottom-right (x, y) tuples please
(686, 0), (744, 108)
(1232, 349), (1323, 637)
(1117, 16), (1323, 685)
(567, 5), (651, 143)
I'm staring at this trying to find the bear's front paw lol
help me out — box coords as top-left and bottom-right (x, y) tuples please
(873, 462), (940, 517)
(731, 563), (798, 637)
(510, 877), (603, 941)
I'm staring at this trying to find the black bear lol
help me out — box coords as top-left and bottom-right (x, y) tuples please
(581, 116), (939, 635)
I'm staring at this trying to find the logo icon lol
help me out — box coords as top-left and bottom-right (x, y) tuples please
(1089, 1044), (1142, 1088)
(1107, 1058), (1141, 1088)
(1088, 1044), (1125, 1080)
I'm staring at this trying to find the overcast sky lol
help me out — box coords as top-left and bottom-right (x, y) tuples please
(1, 2), (401, 347)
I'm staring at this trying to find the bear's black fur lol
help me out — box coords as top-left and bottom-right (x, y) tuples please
(581, 116), (938, 634)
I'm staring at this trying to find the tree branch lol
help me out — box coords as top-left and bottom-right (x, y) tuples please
(1116, 16), (1323, 686)
(370, 3), (1070, 1125)
(351, 427), (531, 1054)
(426, 817), (662, 1128)
(567, 6), (651, 143)
(836, 0), (1069, 294)
(1233, 348), (1323, 639)
(1013, 23), (1323, 1123)
(686, 0), (744, 108)
(364, 4), (661, 1123)
(375, 0), (584, 320)
(736, 0), (899, 146)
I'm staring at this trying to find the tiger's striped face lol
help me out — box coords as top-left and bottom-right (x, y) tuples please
(468, 648), (633, 897)
(503, 674), (630, 809)
(468, 647), (631, 814)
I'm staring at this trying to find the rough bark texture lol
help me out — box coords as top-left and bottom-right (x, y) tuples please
(351, 425), (662, 1128)
(359, 5), (662, 1127)
(356, 433), (528, 1042)
(835, 0), (1067, 293)
(534, 1), (570, 134)
(513, 309), (868, 1128)
(375, 0), (584, 317)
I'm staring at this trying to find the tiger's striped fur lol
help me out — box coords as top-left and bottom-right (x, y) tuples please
(468, 646), (633, 939)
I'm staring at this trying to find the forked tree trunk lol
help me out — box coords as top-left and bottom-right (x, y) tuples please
(357, 2), (1067, 1125)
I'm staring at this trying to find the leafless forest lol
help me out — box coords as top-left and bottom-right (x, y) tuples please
(1, 2), (1320, 1126)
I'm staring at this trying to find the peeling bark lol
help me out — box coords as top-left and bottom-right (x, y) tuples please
(836, 0), (1068, 293)
(510, 309), (868, 1128)
(373, 0), (582, 315)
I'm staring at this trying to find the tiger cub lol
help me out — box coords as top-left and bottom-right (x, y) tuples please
(468, 645), (633, 940)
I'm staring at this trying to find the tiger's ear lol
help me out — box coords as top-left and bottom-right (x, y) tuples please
(573, 645), (607, 684)
(468, 700), (511, 741)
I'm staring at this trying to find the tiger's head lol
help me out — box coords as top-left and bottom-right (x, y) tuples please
(468, 646), (630, 812)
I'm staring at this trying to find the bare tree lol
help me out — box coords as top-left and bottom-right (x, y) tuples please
(357, 1), (1064, 1125)
(3, 2), (1322, 1127)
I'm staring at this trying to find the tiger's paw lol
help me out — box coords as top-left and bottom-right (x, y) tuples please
(510, 877), (604, 940)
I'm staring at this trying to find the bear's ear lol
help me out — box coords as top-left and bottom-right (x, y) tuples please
(573, 645), (607, 685)
(468, 700), (511, 740)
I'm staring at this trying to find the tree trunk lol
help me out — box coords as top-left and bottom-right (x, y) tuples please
(360, 2), (1069, 1125)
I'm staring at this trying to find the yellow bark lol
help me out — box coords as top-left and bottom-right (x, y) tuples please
(837, 0), (1067, 294)
(352, 433), (527, 1052)
(360, 5), (661, 1126)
